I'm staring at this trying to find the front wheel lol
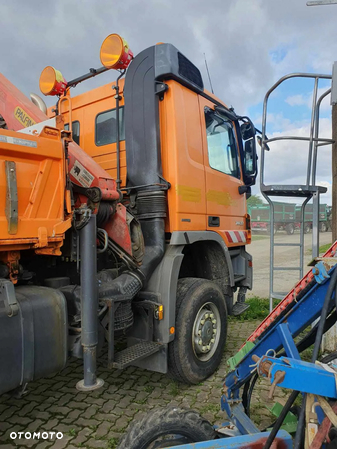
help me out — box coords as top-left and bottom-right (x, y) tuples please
(168, 278), (228, 384)
(117, 407), (216, 449)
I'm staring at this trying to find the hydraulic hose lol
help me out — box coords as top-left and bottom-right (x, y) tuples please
(263, 390), (300, 449)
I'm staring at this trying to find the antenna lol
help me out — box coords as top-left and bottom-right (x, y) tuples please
(307, 0), (337, 4)
(204, 53), (214, 94)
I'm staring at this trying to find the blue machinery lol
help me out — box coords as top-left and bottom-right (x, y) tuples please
(167, 243), (337, 448)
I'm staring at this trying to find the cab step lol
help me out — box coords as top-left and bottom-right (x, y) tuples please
(112, 341), (161, 370)
(232, 302), (250, 316)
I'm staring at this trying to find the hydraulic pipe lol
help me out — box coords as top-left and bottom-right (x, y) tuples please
(76, 213), (104, 391)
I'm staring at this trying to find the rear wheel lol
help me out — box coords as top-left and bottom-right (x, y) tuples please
(320, 222), (328, 232)
(117, 407), (216, 449)
(168, 278), (227, 384)
(304, 224), (311, 234)
(266, 224), (276, 235)
(286, 223), (295, 235)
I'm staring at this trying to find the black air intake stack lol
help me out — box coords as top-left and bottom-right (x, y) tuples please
(123, 45), (170, 286)
(103, 44), (204, 293)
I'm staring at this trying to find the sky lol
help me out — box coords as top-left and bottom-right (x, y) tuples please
(1, 0), (337, 205)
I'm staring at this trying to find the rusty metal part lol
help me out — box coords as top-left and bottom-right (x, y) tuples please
(309, 401), (337, 448)
(255, 355), (273, 377)
(0, 251), (20, 283)
(309, 257), (337, 267)
(5, 161), (18, 235)
(268, 370), (286, 399)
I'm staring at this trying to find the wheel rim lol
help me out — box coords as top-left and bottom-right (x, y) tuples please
(192, 301), (221, 362)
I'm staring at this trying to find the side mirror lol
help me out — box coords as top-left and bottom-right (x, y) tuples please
(240, 122), (255, 140)
(244, 138), (257, 177)
(238, 117), (258, 189)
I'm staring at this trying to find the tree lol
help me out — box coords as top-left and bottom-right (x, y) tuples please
(247, 194), (264, 206)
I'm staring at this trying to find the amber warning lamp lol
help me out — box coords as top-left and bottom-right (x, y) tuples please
(39, 66), (67, 96)
(100, 34), (133, 70)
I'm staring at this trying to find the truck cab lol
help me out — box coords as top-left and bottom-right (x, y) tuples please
(46, 43), (258, 382)
(52, 46), (256, 250)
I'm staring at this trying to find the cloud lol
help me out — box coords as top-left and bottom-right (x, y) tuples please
(0, 0), (335, 207)
(2, 0), (337, 114)
(255, 116), (332, 204)
(285, 94), (308, 107)
(285, 87), (331, 111)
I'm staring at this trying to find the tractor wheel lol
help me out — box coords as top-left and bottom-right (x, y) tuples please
(168, 278), (227, 384)
(117, 407), (216, 449)
(304, 224), (311, 234)
(267, 224), (277, 235)
(286, 223), (295, 235)
(320, 222), (328, 233)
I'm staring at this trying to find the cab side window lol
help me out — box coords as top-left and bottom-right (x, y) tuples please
(205, 110), (239, 178)
(95, 107), (125, 146)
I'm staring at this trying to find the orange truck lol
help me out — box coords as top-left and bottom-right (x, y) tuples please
(0, 34), (257, 395)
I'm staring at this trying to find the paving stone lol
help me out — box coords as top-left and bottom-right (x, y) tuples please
(70, 427), (93, 445)
(34, 442), (53, 449)
(47, 435), (74, 449)
(84, 438), (107, 448)
(7, 416), (33, 426)
(0, 318), (285, 445)
(94, 422), (112, 439)
(81, 406), (99, 420)
(43, 419), (60, 431)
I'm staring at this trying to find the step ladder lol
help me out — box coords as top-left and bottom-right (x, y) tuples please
(260, 73), (333, 310)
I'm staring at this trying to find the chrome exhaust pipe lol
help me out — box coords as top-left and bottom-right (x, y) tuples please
(30, 93), (48, 115)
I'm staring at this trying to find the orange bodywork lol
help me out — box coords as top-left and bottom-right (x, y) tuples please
(0, 126), (72, 262)
(48, 81), (127, 187)
(54, 78), (250, 248)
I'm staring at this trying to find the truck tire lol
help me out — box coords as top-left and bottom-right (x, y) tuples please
(117, 407), (216, 449)
(320, 222), (328, 232)
(267, 224), (276, 235)
(286, 223), (295, 235)
(168, 278), (227, 384)
(304, 224), (311, 234)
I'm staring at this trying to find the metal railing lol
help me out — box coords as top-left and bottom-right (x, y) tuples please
(259, 73), (333, 310)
